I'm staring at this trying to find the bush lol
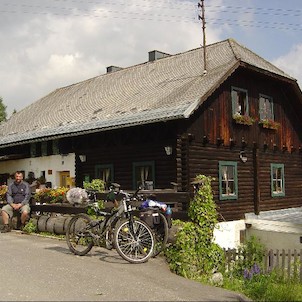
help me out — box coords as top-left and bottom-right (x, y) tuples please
(165, 175), (224, 279)
(83, 179), (105, 216)
(23, 219), (37, 233)
(83, 179), (105, 192)
(231, 235), (266, 278)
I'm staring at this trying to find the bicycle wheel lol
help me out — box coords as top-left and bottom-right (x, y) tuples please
(152, 212), (169, 257)
(114, 218), (154, 264)
(105, 227), (114, 250)
(66, 213), (94, 256)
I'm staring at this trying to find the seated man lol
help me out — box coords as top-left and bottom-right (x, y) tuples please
(1, 171), (31, 232)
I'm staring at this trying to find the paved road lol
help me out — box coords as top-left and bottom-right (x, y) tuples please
(0, 232), (249, 301)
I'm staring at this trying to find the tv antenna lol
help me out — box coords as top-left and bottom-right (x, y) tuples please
(198, 0), (207, 74)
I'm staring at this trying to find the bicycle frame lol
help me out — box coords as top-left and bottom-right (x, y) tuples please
(66, 186), (155, 263)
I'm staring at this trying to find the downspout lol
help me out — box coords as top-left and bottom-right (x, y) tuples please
(253, 143), (260, 215)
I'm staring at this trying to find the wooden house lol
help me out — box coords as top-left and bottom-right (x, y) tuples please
(1, 38), (302, 221)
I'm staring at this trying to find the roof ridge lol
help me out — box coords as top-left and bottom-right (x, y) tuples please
(228, 38), (295, 80)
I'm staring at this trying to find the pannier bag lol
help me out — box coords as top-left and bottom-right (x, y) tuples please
(139, 209), (160, 229)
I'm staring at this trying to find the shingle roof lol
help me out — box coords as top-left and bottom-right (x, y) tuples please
(0, 38), (296, 147)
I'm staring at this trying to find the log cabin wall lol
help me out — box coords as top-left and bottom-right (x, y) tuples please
(190, 68), (302, 149)
(74, 122), (178, 190)
(182, 67), (302, 221)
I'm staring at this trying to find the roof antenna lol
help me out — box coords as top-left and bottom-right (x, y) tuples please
(198, 0), (207, 75)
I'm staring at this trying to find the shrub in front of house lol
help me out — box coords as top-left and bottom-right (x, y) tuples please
(165, 175), (224, 279)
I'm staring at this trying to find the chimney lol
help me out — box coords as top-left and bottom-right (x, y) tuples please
(106, 66), (123, 73)
(148, 50), (170, 62)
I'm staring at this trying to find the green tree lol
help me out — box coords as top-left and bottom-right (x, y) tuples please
(0, 97), (7, 122)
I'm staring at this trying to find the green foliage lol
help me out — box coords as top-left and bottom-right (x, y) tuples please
(224, 268), (302, 301)
(166, 175), (224, 279)
(83, 179), (105, 216)
(86, 200), (105, 217)
(221, 236), (302, 301)
(232, 235), (266, 278)
(188, 175), (219, 242)
(0, 97), (7, 122)
(22, 219), (37, 233)
(83, 179), (105, 192)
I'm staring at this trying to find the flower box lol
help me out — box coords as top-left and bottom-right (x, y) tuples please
(232, 114), (254, 126)
(259, 119), (280, 130)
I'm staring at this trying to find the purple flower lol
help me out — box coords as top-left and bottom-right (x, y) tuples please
(251, 263), (261, 275)
(243, 268), (252, 280)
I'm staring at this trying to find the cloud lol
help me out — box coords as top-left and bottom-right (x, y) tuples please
(273, 43), (302, 88)
(1, 0), (211, 116)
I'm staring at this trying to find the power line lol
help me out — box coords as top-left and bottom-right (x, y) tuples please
(206, 4), (302, 15)
(0, 1), (301, 31)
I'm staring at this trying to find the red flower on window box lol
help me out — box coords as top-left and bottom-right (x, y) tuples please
(232, 114), (254, 126)
(259, 119), (280, 130)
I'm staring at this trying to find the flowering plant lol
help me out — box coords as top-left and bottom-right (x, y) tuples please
(243, 263), (261, 280)
(233, 114), (254, 126)
(259, 119), (280, 130)
(0, 185), (7, 202)
(49, 187), (68, 203)
(34, 188), (51, 203)
(33, 187), (68, 204)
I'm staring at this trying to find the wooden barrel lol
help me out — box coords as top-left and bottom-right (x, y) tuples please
(63, 216), (73, 233)
(46, 217), (58, 233)
(37, 215), (49, 232)
(53, 216), (68, 234)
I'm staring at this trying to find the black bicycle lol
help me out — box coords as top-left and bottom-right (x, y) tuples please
(66, 187), (155, 264)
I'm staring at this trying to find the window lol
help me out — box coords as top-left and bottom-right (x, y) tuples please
(52, 140), (60, 155)
(231, 87), (249, 116)
(271, 164), (285, 197)
(133, 161), (155, 190)
(219, 161), (238, 200)
(30, 143), (37, 157)
(95, 164), (114, 188)
(41, 142), (48, 156)
(259, 94), (274, 120)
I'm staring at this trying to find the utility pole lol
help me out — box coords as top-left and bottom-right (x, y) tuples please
(198, 0), (207, 74)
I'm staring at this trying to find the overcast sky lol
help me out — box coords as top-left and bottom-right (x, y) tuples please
(1, 0), (301, 117)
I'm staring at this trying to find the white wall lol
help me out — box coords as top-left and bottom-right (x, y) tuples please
(213, 218), (302, 251)
(213, 220), (246, 249)
(245, 219), (302, 250)
(0, 153), (75, 187)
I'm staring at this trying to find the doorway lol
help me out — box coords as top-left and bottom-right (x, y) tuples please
(59, 171), (70, 188)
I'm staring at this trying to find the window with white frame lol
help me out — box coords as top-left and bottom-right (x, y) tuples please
(231, 87), (249, 116)
(259, 94), (274, 121)
(271, 163), (285, 197)
(219, 161), (238, 200)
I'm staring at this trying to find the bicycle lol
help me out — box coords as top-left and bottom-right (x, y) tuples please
(66, 187), (155, 264)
